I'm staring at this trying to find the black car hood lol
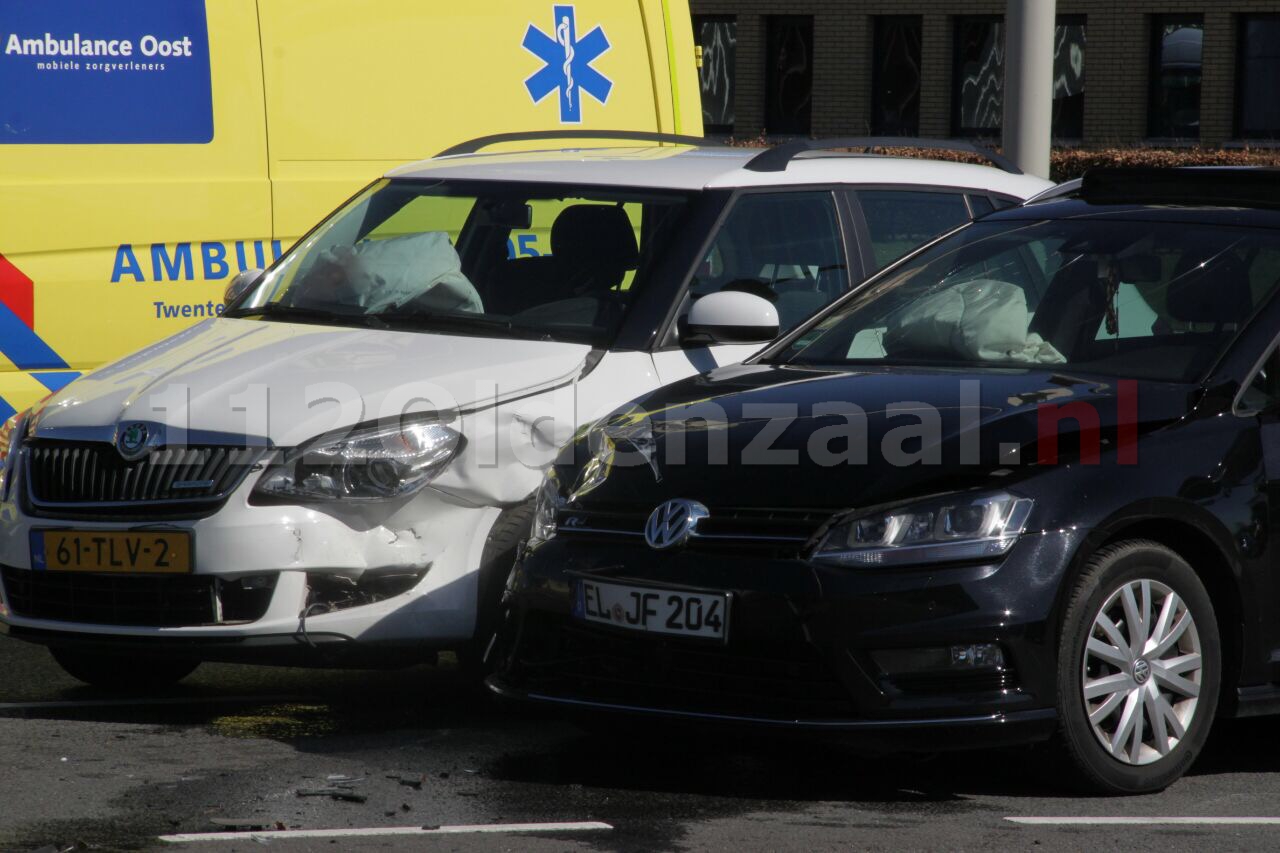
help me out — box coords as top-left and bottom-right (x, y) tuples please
(559, 363), (1195, 512)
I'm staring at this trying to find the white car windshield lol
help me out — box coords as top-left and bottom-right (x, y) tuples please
(227, 178), (693, 346)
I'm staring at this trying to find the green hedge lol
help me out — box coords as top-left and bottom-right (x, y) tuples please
(1049, 148), (1280, 181)
(723, 134), (1280, 182)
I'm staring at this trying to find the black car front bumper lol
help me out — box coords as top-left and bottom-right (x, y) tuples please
(489, 528), (1086, 747)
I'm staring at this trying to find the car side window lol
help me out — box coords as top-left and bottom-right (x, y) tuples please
(967, 194), (995, 217)
(857, 190), (972, 271)
(1240, 346), (1280, 414)
(690, 191), (848, 333)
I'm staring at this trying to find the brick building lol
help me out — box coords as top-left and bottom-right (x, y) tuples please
(688, 2), (1280, 147)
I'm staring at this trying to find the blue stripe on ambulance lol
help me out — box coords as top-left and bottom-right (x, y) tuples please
(0, 301), (69, 370)
(32, 371), (82, 393)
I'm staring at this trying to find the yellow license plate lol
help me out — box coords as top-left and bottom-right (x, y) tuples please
(34, 531), (193, 574)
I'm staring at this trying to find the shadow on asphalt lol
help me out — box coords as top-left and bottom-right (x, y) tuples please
(7, 656), (1280, 802)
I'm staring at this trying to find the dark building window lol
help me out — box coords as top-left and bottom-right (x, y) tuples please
(1053, 16), (1086, 140)
(871, 16), (922, 136)
(1237, 15), (1280, 139)
(765, 15), (813, 135)
(693, 15), (736, 134)
(1148, 16), (1203, 139)
(952, 17), (1004, 138)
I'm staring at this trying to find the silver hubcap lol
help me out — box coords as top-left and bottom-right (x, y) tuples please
(1082, 578), (1202, 766)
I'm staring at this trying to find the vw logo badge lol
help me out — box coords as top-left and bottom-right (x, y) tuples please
(644, 498), (709, 550)
(1133, 658), (1151, 685)
(116, 422), (151, 461)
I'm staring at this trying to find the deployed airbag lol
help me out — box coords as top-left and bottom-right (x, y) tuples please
(353, 232), (484, 313)
(883, 278), (1065, 364)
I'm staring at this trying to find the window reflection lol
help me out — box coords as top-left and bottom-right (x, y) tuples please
(765, 15), (814, 135)
(1237, 15), (1280, 139)
(694, 15), (736, 134)
(953, 18), (1004, 137)
(1053, 17), (1086, 140)
(1148, 16), (1203, 139)
(872, 16), (922, 136)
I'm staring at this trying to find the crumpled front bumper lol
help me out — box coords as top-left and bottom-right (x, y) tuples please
(0, 474), (503, 656)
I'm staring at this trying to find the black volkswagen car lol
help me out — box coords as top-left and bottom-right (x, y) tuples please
(488, 169), (1280, 794)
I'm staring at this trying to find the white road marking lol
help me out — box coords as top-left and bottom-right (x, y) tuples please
(159, 821), (614, 843)
(1007, 817), (1280, 826)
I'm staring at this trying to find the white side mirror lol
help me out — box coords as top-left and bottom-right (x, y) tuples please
(683, 290), (780, 345)
(224, 268), (264, 307)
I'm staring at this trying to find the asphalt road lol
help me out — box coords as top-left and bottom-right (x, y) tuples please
(2, 637), (1280, 852)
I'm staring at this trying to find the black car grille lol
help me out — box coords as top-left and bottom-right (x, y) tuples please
(555, 505), (828, 555)
(511, 613), (855, 720)
(24, 441), (261, 517)
(1, 566), (275, 627)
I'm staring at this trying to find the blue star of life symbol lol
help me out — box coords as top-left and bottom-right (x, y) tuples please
(523, 5), (613, 124)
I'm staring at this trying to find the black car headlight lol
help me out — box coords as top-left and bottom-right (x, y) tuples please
(814, 491), (1034, 568)
(530, 468), (564, 545)
(253, 419), (464, 503)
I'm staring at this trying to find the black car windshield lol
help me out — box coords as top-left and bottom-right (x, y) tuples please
(776, 218), (1280, 382)
(226, 178), (694, 346)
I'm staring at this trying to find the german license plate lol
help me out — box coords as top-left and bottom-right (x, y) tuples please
(31, 530), (193, 574)
(574, 579), (728, 640)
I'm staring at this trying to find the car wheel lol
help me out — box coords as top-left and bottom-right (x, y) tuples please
(1055, 539), (1220, 794)
(50, 647), (199, 690)
(458, 500), (535, 680)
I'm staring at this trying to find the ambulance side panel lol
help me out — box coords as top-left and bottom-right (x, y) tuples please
(0, 0), (704, 419)
(649, 0), (705, 136)
(0, 0), (271, 417)
(257, 0), (694, 239)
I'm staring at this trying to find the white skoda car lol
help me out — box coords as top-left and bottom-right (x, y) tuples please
(0, 134), (1051, 686)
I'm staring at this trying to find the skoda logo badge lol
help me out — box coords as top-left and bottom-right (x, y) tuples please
(116, 422), (151, 461)
(644, 498), (709, 550)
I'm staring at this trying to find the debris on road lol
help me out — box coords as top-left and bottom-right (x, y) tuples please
(296, 787), (369, 803)
(210, 818), (276, 831)
(325, 774), (363, 785)
(27, 842), (87, 853)
(386, 771), (424, 789)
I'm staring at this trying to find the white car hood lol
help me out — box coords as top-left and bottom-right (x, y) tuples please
(32, 318), (592, 447)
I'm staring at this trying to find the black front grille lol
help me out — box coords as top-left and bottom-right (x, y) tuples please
(556, 505), (828, 555)
(1, 566), (276, 627)
(24, 441), (260, 516)
(512, 613), (855, 719)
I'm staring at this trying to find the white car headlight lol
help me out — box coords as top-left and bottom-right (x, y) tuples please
(814, 491), (1034, 568)
(253, 419), (464, 502)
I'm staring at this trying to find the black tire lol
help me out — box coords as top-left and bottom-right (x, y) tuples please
(457, 500), (535, 679)
(50, 647), (199, 690)
(1055, 539), (1221, 794)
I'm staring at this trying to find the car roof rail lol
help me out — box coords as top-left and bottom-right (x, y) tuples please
(436, 130), (713, 158)
(1078, 167), (1280, 208)
(743, 137), (1022, 175)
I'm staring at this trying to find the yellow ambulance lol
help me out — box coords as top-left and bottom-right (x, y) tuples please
(0, 0), (702, 420)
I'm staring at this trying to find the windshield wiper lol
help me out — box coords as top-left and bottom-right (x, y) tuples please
(375, 308), (521, 336)
(225, 303), (390, 329)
